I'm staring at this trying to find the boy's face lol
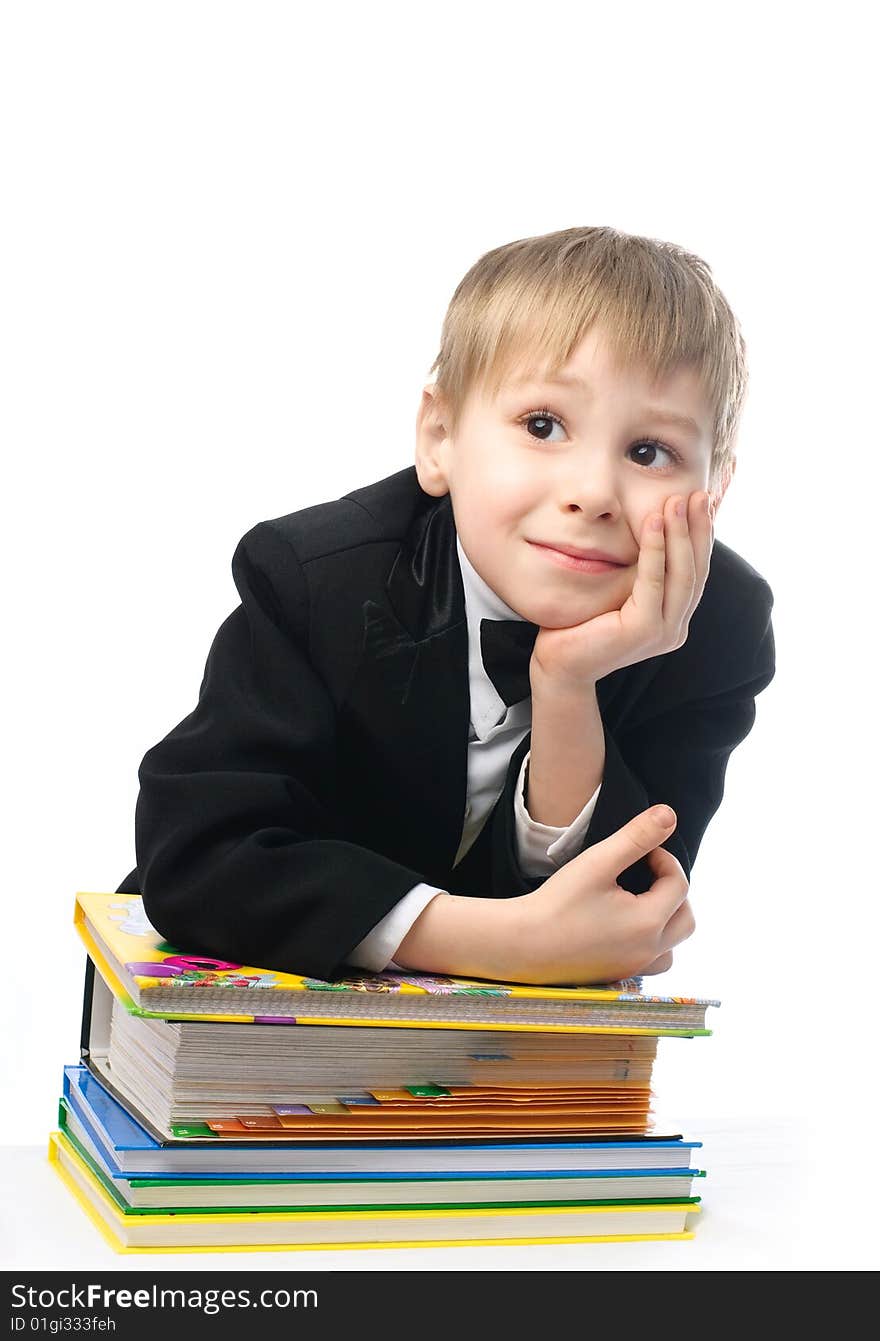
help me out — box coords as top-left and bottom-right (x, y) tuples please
(416, 325), (729, 629)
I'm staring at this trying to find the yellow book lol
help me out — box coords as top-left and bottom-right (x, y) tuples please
(75, 892), (718, 1034)
(49, 1131), (698, 1253)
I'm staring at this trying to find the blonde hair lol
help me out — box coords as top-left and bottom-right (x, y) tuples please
(428, 225), (746, 495)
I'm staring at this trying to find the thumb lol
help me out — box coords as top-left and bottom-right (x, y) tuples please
(589, 805), (677, 876)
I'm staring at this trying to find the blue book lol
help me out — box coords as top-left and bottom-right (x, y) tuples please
(61, 1063), (702, 1182)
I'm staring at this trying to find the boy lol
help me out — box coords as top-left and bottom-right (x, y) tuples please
(116, 225), (775, 985)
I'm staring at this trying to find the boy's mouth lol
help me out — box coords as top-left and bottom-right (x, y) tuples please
(527, 540), (628, 574)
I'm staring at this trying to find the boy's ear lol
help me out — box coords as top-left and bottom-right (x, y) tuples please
(414, 383), (452, 497)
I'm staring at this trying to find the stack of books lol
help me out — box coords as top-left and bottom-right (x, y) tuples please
(49, 892), (718, 1253)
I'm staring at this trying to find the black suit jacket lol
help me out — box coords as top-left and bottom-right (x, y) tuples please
(117, 465), (776, 980)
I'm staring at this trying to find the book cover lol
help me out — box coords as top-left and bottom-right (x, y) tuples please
(75, 892), (719, 1033)
(80, 969), (665, 1138)
(49, 1131), (699, 1252)
(58, 1108), (703, 1215)
(61, 1062), (700, 1175)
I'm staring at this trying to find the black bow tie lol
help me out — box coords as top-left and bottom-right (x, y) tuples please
(480, 617), (540, 707)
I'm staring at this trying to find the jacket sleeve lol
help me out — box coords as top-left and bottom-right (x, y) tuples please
(123, 521), (430, 981)
(487, 580), (776, 897)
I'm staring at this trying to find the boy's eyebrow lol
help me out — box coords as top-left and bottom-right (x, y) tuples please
(510, 372), (703, 438)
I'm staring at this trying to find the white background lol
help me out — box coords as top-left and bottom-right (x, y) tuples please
(1, 1), (877, 1271)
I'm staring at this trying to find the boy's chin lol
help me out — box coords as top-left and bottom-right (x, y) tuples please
(515, 597), (622, 629)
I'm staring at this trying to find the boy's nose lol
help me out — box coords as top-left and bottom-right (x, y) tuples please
(556, 470), (621, 518)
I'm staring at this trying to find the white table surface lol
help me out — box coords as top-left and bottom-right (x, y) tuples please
(1, 1116), (876, 1272)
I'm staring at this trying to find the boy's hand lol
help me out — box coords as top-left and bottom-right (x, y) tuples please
(499, 805), (694, 985)
(393, 806), (691, 986)
(531, 489), (714, 692)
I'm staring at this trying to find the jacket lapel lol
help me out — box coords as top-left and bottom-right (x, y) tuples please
(340, 493), (472, 883)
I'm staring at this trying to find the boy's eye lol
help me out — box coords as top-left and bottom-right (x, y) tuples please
(628, 440), (679, 470)
(518, 409), (682, 469)
(519, 410), (566, 443)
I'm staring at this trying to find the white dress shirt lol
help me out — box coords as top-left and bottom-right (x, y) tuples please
(345, 536), (602, 971)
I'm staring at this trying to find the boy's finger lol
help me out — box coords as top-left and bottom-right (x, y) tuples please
(644, 840), (685, 877)
(662, 494), (697, 626)
(586, 804), (678, 879)
(630, 511), (667, 621)
(658, 895), (696, 951)
(640, 950), (674, 976)
(635, 842), (689, 922)
(684, 490), (714, 622)
(640, 866), (690, 923)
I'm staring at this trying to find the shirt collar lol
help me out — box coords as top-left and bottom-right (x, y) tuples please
(456, 535), (528, 739)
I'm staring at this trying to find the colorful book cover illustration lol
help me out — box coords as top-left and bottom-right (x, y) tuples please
(74, 892), (719, 1032)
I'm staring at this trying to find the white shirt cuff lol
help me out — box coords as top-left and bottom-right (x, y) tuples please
(344, 883), (445, 972)
(514, 749), (602, 876)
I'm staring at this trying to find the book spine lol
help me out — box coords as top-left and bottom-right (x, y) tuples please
(80, 956), (95, 1061)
